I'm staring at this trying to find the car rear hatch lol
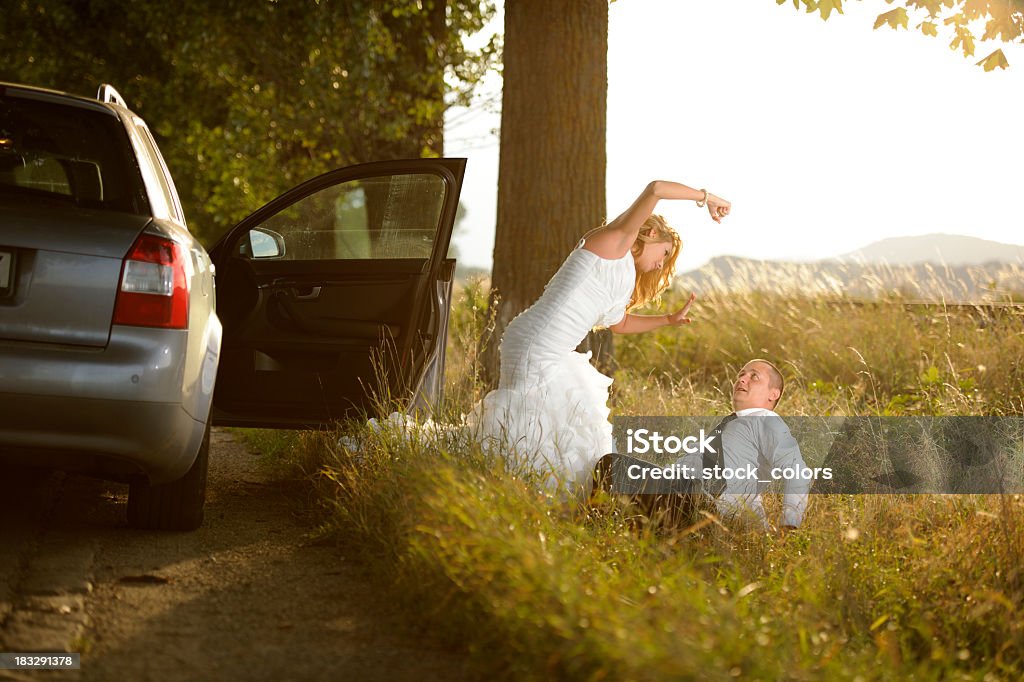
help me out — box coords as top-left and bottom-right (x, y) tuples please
(0, 205), (151, 347)
(1, 85), (153, 348)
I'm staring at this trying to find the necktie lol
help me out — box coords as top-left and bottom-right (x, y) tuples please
(702, 413), (737, 497)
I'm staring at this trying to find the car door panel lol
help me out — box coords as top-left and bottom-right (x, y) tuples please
(216, 262), (425, 420)
(210, 159), (465, 428)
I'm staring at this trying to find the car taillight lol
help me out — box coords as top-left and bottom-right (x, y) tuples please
(112, 233), (189, 329)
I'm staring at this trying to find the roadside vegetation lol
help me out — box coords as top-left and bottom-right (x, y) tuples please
(245, 272), (1024, 680)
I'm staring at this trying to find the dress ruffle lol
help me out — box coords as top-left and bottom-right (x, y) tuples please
(465, 350), (613, 496)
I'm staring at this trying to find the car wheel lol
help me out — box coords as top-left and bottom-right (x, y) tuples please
(127, 423), (209, 531)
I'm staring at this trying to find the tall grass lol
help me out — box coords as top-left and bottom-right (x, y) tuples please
(314, 429), (1024, 679)
(281, 275), (1024, 679)
(613, 272), (1024, 418)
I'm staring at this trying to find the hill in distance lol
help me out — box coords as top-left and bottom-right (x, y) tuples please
(677, 234), (1024, 302)
(836, 233), (1024, 267)
(454, 234), (1024, 302)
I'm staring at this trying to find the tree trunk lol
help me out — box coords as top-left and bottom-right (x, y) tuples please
(483, 0), (609, 385)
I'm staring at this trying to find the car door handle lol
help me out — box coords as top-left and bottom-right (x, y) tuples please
(291, 285), (322, 300)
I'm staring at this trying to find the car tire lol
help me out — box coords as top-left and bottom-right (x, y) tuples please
(127, 423), (209, 531)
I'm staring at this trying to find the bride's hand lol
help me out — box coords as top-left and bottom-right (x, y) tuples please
(666, 292), (697, 326)
(707, 194), (731, 224)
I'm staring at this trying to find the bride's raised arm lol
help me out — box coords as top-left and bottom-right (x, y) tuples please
(582, 181), (730, 260)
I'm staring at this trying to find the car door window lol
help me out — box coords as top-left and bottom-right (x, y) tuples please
(135, 121), (186, 225)
(126, 119), (176, 223)
(243, 172), (447, 261)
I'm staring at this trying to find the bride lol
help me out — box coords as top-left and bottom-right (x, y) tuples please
(462, 180), (731, 496)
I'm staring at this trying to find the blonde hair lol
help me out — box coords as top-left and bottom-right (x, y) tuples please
(629, 214), (681, 310)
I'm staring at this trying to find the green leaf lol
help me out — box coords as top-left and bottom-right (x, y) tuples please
(976, 49), (1010, 72)
(874, 8), (909, 31)
(920, 366), (941, 386)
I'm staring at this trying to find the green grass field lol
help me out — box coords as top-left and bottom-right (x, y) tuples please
(247, 280), (1024, 680)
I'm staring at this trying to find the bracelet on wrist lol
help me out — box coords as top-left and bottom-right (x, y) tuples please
(696, 188), (709, 208)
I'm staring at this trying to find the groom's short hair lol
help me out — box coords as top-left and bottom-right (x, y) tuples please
(746, 358), (785, 408)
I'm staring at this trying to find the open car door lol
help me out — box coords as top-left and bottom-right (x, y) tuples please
(209, 158), (465, 428)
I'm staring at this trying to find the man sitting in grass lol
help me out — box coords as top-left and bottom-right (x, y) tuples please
(594, 359), (810, 531)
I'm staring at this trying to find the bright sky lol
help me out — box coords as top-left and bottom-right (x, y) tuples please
(444, 0), (1024, 273)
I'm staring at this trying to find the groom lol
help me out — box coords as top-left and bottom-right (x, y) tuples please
(593, 359), (810, 530)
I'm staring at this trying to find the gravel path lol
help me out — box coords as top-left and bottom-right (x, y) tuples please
(1, 429), (468, 681)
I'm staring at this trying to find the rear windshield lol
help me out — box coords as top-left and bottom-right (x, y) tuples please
(0, 94), (149, 215)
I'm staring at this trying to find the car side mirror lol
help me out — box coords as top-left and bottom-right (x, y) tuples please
(239, 227), (286, 259)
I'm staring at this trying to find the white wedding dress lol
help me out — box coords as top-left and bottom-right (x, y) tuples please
(465, 241), (635, 495)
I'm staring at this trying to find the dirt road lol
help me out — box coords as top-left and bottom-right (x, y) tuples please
(0, 429), (468, 681)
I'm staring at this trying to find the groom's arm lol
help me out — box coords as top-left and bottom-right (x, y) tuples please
(763, 418), (810, 529)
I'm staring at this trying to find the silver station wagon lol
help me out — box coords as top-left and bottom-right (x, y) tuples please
(0, 82), (464, 530)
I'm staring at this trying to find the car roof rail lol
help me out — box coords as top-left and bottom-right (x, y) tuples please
(96, 83), (127, 107)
